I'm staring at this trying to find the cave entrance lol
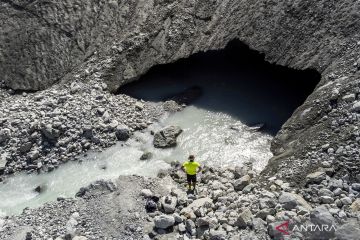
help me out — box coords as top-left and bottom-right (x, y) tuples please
(119, 40), (321, 135)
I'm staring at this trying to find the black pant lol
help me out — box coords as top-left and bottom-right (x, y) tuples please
(187, 174), (197, 183)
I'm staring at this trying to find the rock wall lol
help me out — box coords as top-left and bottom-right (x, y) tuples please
(1, 0), (360, 182)
(2, 0), (358, 91)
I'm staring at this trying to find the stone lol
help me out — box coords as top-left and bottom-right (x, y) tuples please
(320, 196), (334, 204)
(0, 128), (11, 144)
(196, 217), (211, 227)
(185, 219), (196, 236)
(135, 102), (144, 110)
(351, 183), (360, 192)
(335, 220), (360, 240)
(278, 192), (312, 210)
(350, 198), (360, 212)
(19, 141), (33, 153)
(140, 189), (153, 198)
(73, 237), (88, 240)
(352, 101), (360, 112)
(161, 196), (177, 214)
(140, 152), (153, 160)
(233, 175), (251, 191)
(41, 124), (59, 141)
(306, 171), (326, 184)
(309, 206), (336, 239)
(82, 126), (94, 139)
(342, 93), (356, 102)
(153, 126), (182, 148)
(154, 215), (175, 229)
(310, 205), (335, 226)
(209, 230), (226, 240)
(340, 197), (352, 205)
(115, 125), (130, 141)
(235, 208), (253, 229)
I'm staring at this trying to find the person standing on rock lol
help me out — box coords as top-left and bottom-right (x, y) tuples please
(181, 155), (202, 192)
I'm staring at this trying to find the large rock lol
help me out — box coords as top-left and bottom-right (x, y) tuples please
(160, 196), (177, 214)
(115, 125), (130, 141)
(306, 171), (326, 184)
(350, 198), (360, 212)
(235, 208), (253, 229)
(309, 205), (336, 239)
(335, 220), (360, 240)
(154, 215), (175, 229)
(233, 175), (251, 191)
(0, 128), (11, 144)
(278, 192), (312, 210)
(153, 126), (183, 148)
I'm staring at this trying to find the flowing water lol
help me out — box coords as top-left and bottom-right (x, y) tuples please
(0, 41), (319, 216)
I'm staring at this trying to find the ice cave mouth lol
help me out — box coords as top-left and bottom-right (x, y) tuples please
(119, 40), (321, 135)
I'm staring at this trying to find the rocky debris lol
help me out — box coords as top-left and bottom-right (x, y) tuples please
(0, 84), (162, 177)
(153, 126), (183, 148)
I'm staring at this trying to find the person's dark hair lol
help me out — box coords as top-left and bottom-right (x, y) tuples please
(189, 155), (195, 161)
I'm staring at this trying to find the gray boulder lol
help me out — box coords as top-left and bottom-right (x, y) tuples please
(0, 128), (11, 144)
(140, 152), (153, 160)
(235, 208), (253, 229)
(306, 171), (326, 184)
(154, 215), (175, 229)
(160, 196), (177, 214)
(335, 220), (360, 240)
(233, 175), (251, 191)
(115, 125), (130, 141)
(153, 126), (183, 148)
(41, 124), (60, 141)
(352, 101), (360, 112)
(278, 192), (312, 210)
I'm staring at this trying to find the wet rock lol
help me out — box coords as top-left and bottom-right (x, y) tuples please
(153, 126), (183, 148)
(115, 125), (130, 141)
(154, 215), (175, 229)
(140, 152), (153, 160)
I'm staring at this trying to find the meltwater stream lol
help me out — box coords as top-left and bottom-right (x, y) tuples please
(0, 106), (272, 216)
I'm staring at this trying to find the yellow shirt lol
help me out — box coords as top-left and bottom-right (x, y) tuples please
(183, 161), (200, 175)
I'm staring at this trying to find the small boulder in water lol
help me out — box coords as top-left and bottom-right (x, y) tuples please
(153, 126), (183, 148)
(34, 184), (46, 194)
(140, 151), (153, 160)
(115, 125), (130, 141)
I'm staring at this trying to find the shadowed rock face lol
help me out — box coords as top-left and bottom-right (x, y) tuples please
(0, 0), (358, 91)
(0, 0), (359, 182)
